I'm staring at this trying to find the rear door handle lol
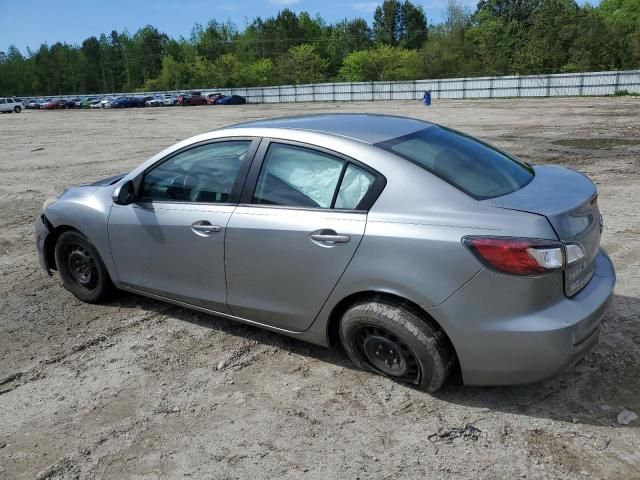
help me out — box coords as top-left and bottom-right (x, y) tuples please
(191, 220), (222, 236)
(310, 229), (351, 245)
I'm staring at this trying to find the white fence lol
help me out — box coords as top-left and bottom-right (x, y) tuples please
(228, 70), (640, 103)
(55, 70), (640, 103)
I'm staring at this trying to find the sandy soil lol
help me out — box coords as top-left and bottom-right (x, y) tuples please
(0, 98), (639, 480)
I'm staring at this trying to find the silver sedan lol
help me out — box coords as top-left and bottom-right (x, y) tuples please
(35, 114), (615, 392)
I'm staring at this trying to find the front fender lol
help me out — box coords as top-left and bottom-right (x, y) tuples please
(43, 186), (117, 281)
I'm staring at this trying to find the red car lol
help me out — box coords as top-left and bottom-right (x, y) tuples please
(42, 99), (59, 110)
(177, 92), (208, 106)
(42, 99), (74, 110)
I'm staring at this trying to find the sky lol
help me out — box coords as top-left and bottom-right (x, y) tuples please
(0, 0), (598, 54)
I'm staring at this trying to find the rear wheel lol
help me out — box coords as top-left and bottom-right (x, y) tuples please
(54, 231), (113, 303)
(339, 299), (454, 392)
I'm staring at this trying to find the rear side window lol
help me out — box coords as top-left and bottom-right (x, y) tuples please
(254, 144), (342, 208)
(376, 126), (534, 199)
(335, 164), (376, 209)
(252, 143), (379, 210)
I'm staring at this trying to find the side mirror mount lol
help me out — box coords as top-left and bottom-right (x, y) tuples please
(112, 180), (136, 205)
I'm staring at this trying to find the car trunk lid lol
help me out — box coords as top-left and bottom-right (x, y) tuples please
(483, 165), (601, 296)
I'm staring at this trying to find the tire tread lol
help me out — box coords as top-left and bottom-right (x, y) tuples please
(340, 297), (455, 392)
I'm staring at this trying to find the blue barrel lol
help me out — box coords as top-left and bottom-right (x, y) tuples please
(423, 90), (432, 106)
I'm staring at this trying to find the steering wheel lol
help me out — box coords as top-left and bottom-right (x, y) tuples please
(182, 172), (206, 197)
(186, 169), (235, 193)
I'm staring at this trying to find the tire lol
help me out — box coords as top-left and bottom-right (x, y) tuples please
(14, 106), (21, 113)
(54, 231), (113, 303)
(339, 299), (454, 392)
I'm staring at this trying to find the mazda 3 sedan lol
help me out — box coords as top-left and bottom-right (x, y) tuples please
(36, 114), (616, 392)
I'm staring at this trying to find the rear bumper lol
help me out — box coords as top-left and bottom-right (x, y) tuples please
(35, 214), (53, 274)
(428, 249), (616, 386)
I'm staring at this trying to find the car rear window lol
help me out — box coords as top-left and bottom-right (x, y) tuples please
(376, 126), (534, 199)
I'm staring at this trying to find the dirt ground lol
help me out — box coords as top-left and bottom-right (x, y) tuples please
(0, 98), (639, 480)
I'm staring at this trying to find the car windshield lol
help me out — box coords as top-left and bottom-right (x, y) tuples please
(375, 126), (534, 199)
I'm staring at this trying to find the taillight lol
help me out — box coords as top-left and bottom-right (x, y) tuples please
(463, 236), (564, 276)
(565, 243), (585, 265)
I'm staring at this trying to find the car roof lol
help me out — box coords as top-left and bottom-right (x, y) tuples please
(229, 114), (433, 144)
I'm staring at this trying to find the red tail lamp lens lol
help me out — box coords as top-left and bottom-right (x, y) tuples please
(463, 236), (564, 276)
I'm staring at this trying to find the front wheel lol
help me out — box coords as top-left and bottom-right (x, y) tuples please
(54, 231), (113, 303)
(14, 106), (22, 113)
(339, 299), (454, 392)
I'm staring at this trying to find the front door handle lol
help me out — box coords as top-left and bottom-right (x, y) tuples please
(310, 229), (351, 245)
(191, 220), (222, 236)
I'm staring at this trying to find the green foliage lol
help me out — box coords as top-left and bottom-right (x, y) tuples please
(613, 89), (639, 96)
(339, 46), (421, 81)
(373, 0), (428, 48)
(0, 0), (638, 96)
(278, 44), (328, 84)
(599, 0), (640, 68)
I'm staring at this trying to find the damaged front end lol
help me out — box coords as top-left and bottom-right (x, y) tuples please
(35, 214), (54, 275)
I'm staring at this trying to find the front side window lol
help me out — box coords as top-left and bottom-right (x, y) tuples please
(140, 140), (251, 203)
(253, 143), (344, 208)
(376, 126), (534, 199)
(7, 99), (14, 103)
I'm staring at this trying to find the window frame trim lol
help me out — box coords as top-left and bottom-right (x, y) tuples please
(239, 138), (386, 212)
(135, 136), (261, 206)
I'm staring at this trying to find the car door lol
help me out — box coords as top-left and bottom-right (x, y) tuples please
(225, 140), (385, 331)
(0, 99), (8, 112)
(108, 138), (258, 313)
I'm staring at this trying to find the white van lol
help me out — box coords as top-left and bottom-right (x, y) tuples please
(0, 98), (24, 113)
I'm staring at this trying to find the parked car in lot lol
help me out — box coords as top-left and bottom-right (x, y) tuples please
(80, 98), (96, 108)
(89, 99), (105, 109)
(66, 97), (81, 108)
(77, 97), (98, 108)
(163, 94), (178, 106)
(107, 97), (129, 108)
(50, 99), (76, 109)
(177, 92), (208, 106)
(0, 97), (24, 113)
(42, 99), (61, 110)
(35, 114), (615, 392)
(206, 93), (247, 105)
(145, 95), (165, 107)
(217, 94), (247, 105)
(26, 99), (41, 109)
(206, 93), (224, 104)
(109, 97), (146, 108)
(37, 99), (52, 109)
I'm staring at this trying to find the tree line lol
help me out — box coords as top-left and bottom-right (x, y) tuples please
(0, 0), (638, 96)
